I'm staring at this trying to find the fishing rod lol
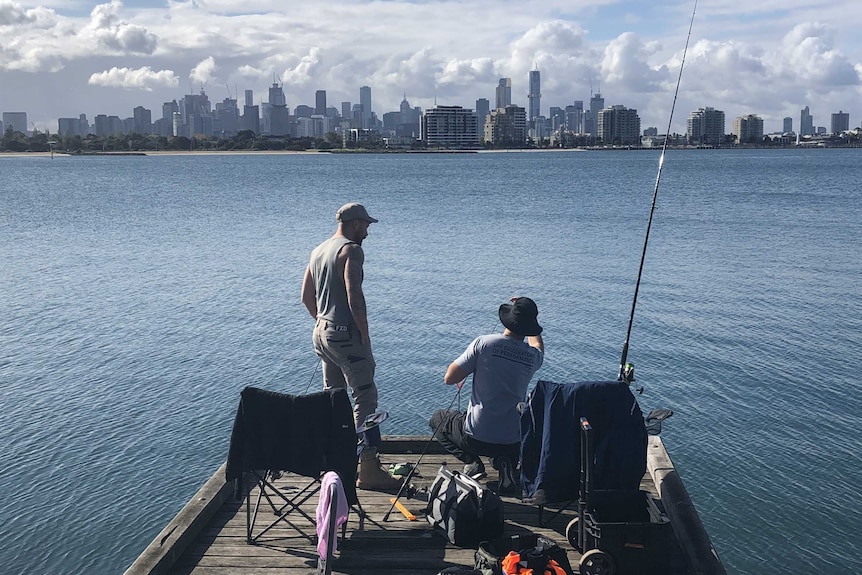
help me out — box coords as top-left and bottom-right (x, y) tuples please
(617, 0), (698, 383)
(382, 382), (465, 522)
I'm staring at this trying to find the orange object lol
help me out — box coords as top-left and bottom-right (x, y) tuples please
(388, 498), (416, 521)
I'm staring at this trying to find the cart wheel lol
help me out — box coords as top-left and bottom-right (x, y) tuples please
(579, 549), (616, 575)
(565, 517), (582, 552)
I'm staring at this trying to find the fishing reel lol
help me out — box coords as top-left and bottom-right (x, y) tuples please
(621, 362), (635, 384)
(621, 362), (644, 394)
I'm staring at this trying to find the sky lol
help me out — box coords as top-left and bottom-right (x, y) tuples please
(1, 0), (861, 134)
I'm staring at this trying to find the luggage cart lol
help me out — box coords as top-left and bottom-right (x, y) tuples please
(566, 418), (672, 575)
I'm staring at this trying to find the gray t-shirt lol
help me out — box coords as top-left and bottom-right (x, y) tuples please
(455, 333), (544, 444)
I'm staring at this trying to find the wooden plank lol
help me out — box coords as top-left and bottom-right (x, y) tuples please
(647, 435), (727, 575)
(126, 462), (233, 575)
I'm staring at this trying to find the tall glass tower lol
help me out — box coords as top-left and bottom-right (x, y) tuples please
(528, 68), (541, 121)
(315, 90), (327, 116)
(495, 78), (512, 110)
(360, 86), (372, 129)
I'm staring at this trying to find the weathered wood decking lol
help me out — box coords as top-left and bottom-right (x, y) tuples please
(125, 436), (725, 575)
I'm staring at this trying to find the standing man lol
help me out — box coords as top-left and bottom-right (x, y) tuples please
(301, 202), (401, 491)
(429, 297), (544, 494)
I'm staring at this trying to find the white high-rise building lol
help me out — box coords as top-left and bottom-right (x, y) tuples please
(422, 106), (479, 149)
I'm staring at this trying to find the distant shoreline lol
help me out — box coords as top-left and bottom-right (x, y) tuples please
(2, 146), (858, 158)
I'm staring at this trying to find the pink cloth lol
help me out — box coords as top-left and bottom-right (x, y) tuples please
(316, 471), (349, 559)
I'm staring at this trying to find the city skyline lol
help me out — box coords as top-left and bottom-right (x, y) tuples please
(1, 0), (861, 134)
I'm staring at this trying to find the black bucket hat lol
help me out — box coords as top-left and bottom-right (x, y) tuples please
(498, 297), (543, 336)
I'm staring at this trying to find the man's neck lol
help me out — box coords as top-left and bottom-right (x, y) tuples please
(335, 225), (361, 244)
(502, 328), (525, 341)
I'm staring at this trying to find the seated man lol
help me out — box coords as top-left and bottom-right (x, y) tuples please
(429, 297), (544, 493)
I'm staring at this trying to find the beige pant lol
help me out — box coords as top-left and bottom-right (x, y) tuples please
(312, 319), (379, 440)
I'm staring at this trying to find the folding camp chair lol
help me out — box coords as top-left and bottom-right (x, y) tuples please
(519, 380), (648, 526)
(225, 386), (366, 545)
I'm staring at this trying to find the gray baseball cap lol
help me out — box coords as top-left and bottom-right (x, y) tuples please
(336, 202), (378, 223)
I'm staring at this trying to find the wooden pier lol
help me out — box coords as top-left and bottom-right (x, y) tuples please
(125, 436), (724, 575)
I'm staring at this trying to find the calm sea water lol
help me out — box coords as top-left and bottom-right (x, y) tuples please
(1, 149), (860, 574)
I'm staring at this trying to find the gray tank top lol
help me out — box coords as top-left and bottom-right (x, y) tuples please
(308, 236), (359, 325)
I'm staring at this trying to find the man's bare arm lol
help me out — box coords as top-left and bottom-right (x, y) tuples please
(343, 244), (370, 344)
(528, 333), (544, 353)
(444, 362), (469, 388)
(300, 266), (318, 319)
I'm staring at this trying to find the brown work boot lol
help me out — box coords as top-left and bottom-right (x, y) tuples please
(357, 448), (403, 492)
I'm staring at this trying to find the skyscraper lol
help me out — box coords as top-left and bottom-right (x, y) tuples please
(132, 106), (152, 135)
(475, 98), (490, 138)
(422, 105), (479, 149)
(359, 86), (372, 129)
(341, 102), (352, 121)
(831, 110), (850, 134)
(597, 105), (641, 145)
(2, 112), (28, 135)
(783, 117), (793, 133)
(687, 107), (725, 145)
(315, 90), (327, 116)
(733, 114), (764, 144)
(495, 78), (512, 109)
(269, 82), (286, 107)
(528, 68), (541, 122)
(244, 90), (254, 108)
(586, 93), (604, 135)
(800, 106), (814, 136)
(267, 82), (288, 136)
(567, 101), (584, 133)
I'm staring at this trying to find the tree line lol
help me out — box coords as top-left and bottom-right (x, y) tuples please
(0, 128), (371, 153)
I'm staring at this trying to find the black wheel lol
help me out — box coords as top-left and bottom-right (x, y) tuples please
(579, 549), (616, 575)
(565, 517), (582, 552)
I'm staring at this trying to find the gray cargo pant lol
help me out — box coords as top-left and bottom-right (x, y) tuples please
(312, 318), (381, 446)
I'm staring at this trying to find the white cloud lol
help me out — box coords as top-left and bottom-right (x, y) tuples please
(88, 66), (179, 90)
(0, 1), (58, 27)
(601, 33), (665, 95)
(282, 47), (322, 86)
(774, 22), (859, 86)
(82, 0), (157, 54)
(190, 56), (217, 84)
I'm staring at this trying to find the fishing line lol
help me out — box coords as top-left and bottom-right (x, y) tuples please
(383, 302), (509, 519)
(382, 380), (466, 522)
(617, 0), (698, 383)
(303, 357), (322, 394)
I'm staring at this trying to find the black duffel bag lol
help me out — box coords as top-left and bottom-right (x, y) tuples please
(426, 464), (504, 548)
(474, 532), (575, 575)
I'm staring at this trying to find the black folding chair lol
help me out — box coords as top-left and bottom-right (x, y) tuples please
(225, 386), (365, 546)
